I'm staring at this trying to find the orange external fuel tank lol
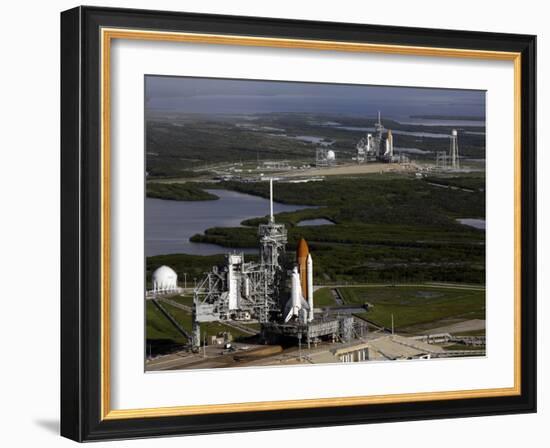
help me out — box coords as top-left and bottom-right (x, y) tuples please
(296, 238), (309, 299)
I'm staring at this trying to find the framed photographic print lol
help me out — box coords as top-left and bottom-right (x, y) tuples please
(60, 6), (536, 441)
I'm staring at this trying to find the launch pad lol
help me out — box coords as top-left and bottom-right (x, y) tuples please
(191, 179), (353, 349)
(356, 112), (400, 164)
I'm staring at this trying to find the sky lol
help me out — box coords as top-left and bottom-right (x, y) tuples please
(145, 75), (485, 118)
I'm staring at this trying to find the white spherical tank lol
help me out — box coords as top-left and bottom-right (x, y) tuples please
(152, 265), (178, 292)
(452, 129), (458, 136)
(326, 150), (336, 161)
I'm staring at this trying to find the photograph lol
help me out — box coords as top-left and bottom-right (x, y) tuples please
(144, 76), (487, 371)
(56, 4), (537, 442)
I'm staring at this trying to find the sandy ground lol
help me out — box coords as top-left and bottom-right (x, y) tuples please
(151, 162), (421, 184)
(146, 342), (265, 371)
(278, 163), (415, 177)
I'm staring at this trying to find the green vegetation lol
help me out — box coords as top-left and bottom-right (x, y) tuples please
(146, 301), (188, 354)
(424, 174), (485, 192)
(160, 302), (256, 339)
(147, 169), (214, 180)
(146, 182), (218, 201)
(219, 175), (485, 222)
(190, 227), (259, 248)
(167, 295), (194, 306)
(410, 115), (484, 121)
(147, 301), (187, 343)
(146, 114), (314, 177)
(188, 175), (485, 284)
(161, 302), (193, 329)
(166, 297), (258, 334)
(313, 288), (337, 306)
(336, 285), (485, 331)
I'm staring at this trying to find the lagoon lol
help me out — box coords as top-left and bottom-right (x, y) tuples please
(297, 218), (334, 227)
(146, 189), (314, 256)
(457, 218), (486, 230)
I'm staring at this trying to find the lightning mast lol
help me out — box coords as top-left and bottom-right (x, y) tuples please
(269, 178), (274, 222)
(374, 111), (385, 157)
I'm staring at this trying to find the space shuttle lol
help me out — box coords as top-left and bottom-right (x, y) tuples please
(284, 238), (314, 323)
(384, 129), (394, 157)
(284, 267), (310, 323)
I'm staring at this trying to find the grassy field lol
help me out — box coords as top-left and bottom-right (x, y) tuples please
(331, 285), (485, 331)
(314, 285), (485, 334)
(146, 301), (187, 343)
(167, 295), (194, 306)
(313, 288), (337, 306)
(146, 301), (188, 354)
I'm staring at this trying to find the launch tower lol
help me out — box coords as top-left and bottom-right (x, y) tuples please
(374, 110), (385, 155)
(257, 179), (287, 321)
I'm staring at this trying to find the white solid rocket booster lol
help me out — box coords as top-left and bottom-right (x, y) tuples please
(307, 254), (314, 322)
(227, 254), (242, 310)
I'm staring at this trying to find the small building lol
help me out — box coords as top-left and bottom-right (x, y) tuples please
(331, 335), (446, 363)
(366, 335), (446, 360)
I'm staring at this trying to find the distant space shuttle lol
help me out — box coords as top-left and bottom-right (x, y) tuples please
(385, 129), (394, 157)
